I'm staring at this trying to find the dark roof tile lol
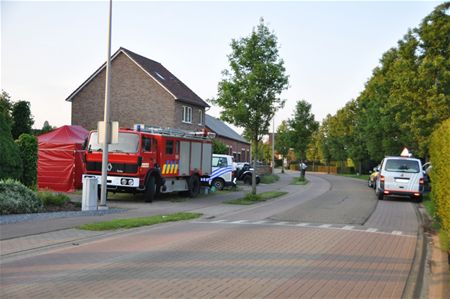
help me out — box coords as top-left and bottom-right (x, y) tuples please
(205, 115), (249, 144)
(121, 48), (209, 107)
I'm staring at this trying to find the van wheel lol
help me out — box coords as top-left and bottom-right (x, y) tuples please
(188, 175), (200, 198)
(244, 175), (252, 185)
(212, 178), (225, 191)
(376, 189), (384, 200)
(144, 176), (156, 203)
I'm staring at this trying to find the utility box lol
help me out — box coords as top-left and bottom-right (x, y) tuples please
(82, 177), (98, 211)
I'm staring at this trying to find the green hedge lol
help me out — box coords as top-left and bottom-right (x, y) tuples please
(0, 112), (22, 181)
(16, 133), (37, 187)
(429, 119), (450, 233)
(0, 179), (43, 215)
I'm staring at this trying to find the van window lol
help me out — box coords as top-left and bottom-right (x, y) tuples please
(385, 159), (420, 173)
(212, 157), (228, 167)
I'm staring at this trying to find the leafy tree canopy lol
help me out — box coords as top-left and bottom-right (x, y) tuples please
(213, 18), (289, 193)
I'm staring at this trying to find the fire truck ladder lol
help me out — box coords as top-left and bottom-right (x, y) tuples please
(133, 124), (216, 140)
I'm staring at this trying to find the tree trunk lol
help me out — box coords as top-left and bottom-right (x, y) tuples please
(281, 156), (285, 174)
(252, 139), (258, 195)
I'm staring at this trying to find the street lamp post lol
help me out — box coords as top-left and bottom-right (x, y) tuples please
(99, 0), (113, 208)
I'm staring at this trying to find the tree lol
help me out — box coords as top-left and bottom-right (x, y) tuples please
(213, 18), (289, 194)
(306, 130), (322, 171)
(40, 121), (54, 135)
(212, 139), (228, 154)
(275, 120), (291, 173)
(0, 90), (13, 127)
(11, 101), (34, 140)
(0, 110), (23, 180)
(289, 100), (319, 179)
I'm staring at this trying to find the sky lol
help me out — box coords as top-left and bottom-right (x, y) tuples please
(1, 0), (444, 132)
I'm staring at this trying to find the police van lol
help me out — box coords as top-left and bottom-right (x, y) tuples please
(208, 154), (236, 190)
(375, 149), (424, 202)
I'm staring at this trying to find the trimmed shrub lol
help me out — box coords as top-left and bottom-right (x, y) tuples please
(16, 133), (37, 187)
(430, 119), (450, 233)
(37, 191), (70, 207)
(0, 112), (22, 180)
(0, 179), (43, 215)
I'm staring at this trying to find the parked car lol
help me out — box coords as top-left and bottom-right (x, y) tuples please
(235, 163), (260, 185)
(422, 162), (432, 191)
(375, 156), (424, 202)
(368, 165), (380, 189)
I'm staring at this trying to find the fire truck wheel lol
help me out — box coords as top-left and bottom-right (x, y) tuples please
(144, 176), (156, 202)
(212, 178), (225, 191)
(188, 175), (200, 198)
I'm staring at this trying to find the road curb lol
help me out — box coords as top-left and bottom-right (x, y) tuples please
(402, 205), (428, 299)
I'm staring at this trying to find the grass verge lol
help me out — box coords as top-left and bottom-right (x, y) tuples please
(291, 177), (309, 185)
(422, 194), (449, 253)
(260, 174), (280, 184)
(77, 212), (202, 231)
(225, 191), (288, 205)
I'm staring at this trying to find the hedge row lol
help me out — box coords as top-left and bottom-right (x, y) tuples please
(429, 118), (450, 233)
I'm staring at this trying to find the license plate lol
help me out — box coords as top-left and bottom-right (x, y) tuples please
(395, 178), (409, 183)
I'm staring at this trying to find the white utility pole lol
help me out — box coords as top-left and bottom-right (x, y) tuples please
(99, 0), (113, 208)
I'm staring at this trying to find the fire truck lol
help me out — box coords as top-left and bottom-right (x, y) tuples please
(82, 125), (214, 202)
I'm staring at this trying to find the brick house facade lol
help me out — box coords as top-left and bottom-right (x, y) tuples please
(205, 115), (251, 162)
(66, 47), (209, 131)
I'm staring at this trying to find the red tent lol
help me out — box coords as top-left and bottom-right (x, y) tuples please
(38, 125), (89, 192)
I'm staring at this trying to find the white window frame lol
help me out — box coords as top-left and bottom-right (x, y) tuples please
(198, 110), (203, 126)
(182, 106), (192, 124)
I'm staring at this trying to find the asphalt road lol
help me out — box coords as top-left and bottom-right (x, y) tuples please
(0, 172), (421, 298)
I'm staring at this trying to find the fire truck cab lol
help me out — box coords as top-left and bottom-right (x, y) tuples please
(83, 125), (214, 202)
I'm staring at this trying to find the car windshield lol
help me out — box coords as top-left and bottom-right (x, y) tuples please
(212, 157), (228, 167)
(88, 132), (139, 153)
(385, 159), (420, 173)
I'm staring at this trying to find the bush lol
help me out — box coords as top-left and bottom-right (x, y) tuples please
(430, 119), (450, 233)
(260, 174), (280, 184)
(0, 112), (22, 181)
(36, 191), (70, 207)
(0, 179), (43, 215)
(16, 133), (37, 187)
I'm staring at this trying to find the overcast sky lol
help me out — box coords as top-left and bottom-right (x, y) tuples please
(1, 0), (443, 131)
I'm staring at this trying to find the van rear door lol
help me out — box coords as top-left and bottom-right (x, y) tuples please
(384, 159), (421, 192)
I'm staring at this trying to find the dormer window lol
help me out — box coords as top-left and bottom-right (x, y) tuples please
(182, 106), (192, 123)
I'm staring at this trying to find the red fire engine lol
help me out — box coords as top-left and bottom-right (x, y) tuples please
(82, 125), (214, 202)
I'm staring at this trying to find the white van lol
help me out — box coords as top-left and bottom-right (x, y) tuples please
(208, 154), (236, 190)
(375, 156), (424, 202)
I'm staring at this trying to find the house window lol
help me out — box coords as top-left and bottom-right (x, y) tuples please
(182, 106), (192, 123)
(198, 110), (203, 125)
